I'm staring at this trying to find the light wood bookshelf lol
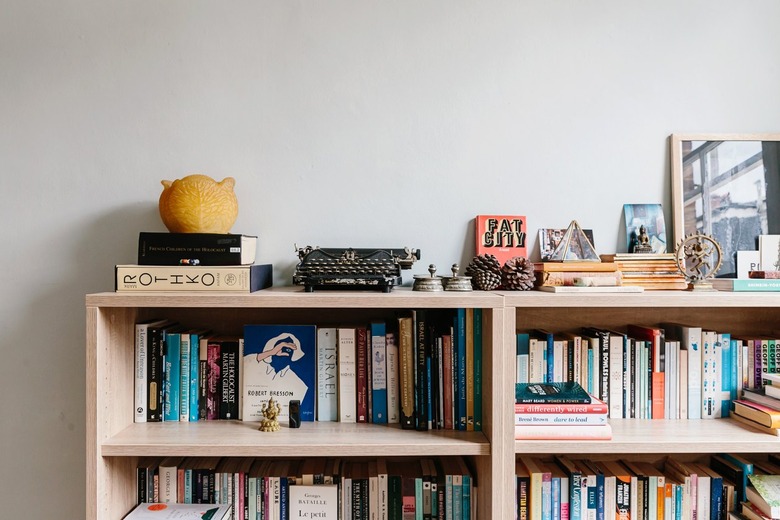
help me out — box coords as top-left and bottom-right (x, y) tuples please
(85, 288), (508, 520)
(86, 288), (780, 520)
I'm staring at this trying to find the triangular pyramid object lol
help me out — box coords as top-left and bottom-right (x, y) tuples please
(548, 220), (600, 262)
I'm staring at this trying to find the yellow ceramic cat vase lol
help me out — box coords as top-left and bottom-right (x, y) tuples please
(158, 174), (239, 234)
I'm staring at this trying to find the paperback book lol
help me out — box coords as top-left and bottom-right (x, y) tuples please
(474, 215), (528, 265)
(242, 324), (317, 423)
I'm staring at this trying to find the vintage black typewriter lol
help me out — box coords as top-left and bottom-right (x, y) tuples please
(293, 246), (421, 292)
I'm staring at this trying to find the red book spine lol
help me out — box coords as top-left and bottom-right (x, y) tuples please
(442, 334), (454, 430)
(356, 327), (369, 423)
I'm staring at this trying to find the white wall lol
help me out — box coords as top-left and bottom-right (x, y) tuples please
(2, 1), (779, 516)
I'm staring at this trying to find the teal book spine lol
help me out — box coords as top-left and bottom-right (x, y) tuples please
(371, 321), (388, 424)
(189, 332), (200, 422)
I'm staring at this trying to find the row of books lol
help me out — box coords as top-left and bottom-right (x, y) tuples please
(134, 308), (485, 431)
(135, 456), (475, 520)
(516, 453), (780, 520)
(515, 324), (779, 420)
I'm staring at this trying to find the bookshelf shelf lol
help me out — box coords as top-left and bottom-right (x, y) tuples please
(515, 418), (780, 454)
(103, 422), (491, 457)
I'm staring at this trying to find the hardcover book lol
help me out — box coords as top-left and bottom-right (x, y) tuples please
(515, 382), (592, 404)
(337, 327), (357, 423)
(316, 328), (338, 422)
(137, 232), (258, 266)
(747, 474), (780, 519)
(115, 264), (272, 292)
(242, 324), (317, 423)
(474, 215), (528, 265)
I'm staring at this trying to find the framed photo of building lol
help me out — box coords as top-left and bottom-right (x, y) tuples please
(670, 133), (780, 277)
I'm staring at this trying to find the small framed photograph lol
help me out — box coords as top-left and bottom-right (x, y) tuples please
(538, 227), (594, 261)
(623, 203), (667, 254)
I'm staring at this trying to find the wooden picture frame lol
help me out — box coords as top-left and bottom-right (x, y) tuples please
(670, 133), (780, 277)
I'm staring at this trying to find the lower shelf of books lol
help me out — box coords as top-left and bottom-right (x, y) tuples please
(113, 455), (481, 520)
(514, 418), (780, 454)
(102, 421), (491, 458)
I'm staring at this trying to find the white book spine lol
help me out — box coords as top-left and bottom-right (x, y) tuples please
(338, 328), (357, 423)
(609, 335), (623, 419)
(684, 326), (703, 419)
(701, 330), (719, 419)
(134, 324), (148, 423)
(317, 328), (338, 422)
(386, 332), (400, 424)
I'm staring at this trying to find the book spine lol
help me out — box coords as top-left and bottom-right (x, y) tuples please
(179, 332), (190, 422)
(416, 310), (430, 431)
(164, 332), (181, 422)
(701, 331), (718, 418)
(188, 333), (200, 422)
(465, 308), (475, 431)
(386, 331), (400, 424)
(514, 403), (609, 414)
(371, 321), (388, 424)
(317, 328), (338, 422)
(198, 337), (208, 420)
(398, 316), (416, 429)
(442, 333), (454, 430)
(137, 232), (253, 265)
(135, 324), (148, 423)
(455, 309), (467, 431)
(219, 340), (240, 420)
(357, 327), (369, 423)
(338, 328), (357, 423)
(206, 341), (221, 420)
(115, 264), (272, 292)
(147, 325), (165, 422)
(474, 308), (483, 432)
(537, 271), (622, 287)
(514, 413), (608, 425)
(517, 333), (530, 385)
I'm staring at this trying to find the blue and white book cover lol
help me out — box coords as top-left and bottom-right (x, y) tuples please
(242, 324), (316, 423)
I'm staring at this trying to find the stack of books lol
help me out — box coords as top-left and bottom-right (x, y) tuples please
(533, 261), (641, 293)
(514, 382), (612, 440)
(600, 253), (688, 290)
(732, 372), (780, 435)
(115, 232), (272, 292)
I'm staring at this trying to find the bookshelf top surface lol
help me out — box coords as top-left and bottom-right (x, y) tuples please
(86, 286), (505, 309)
(501, 289), (780, 307)
(86, 286), (780, 309)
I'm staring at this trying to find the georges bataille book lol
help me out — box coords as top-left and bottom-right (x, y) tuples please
(137, 232), (257, 266)
(115, 264), (272, 292)
(241, 324), (317, 424)
(474, 215), (528, 265)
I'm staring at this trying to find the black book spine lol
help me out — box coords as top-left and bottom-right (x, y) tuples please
(219, 340), (240, 420)
(415, 310), (429, 431)
(147, 326), (164, 422)
(137, 232), (249, 266)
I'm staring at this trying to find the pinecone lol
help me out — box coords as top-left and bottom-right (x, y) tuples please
(501, 256), (535, 290)
(466, 254), (503, 290)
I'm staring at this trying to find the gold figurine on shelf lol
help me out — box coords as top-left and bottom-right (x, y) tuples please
(259, 397), (282, 432)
